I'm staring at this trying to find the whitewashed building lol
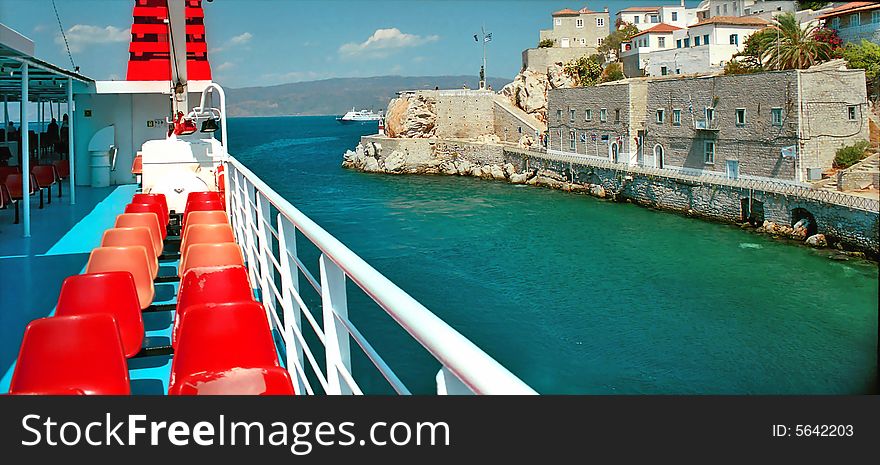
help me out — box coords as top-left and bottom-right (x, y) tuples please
(695, 0), (798, 21)
(623, 15), (770, 77)
(616, 2), (701, 30)
(620, 23), (683, 78)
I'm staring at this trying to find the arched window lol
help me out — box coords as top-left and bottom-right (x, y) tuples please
(653, 144), (664, 169)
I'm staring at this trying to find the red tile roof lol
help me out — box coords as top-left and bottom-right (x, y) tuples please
(693, 15), (772, 27)
(618, 6), (661, 13)
(552, 8), (580, 16)
(817, 2), (880, 20)
(631, 23), (683, 37)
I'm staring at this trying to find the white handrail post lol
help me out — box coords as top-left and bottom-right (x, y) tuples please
(228, 166), (246, 247)
(320, 254), (352, 395)
(436, 366), (476, 395)
(254, 193), (276, 321)
(276, 215), (305, 395)
(240, 173), (260, 289)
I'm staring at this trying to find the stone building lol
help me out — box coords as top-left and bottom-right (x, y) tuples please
(641, 67), (870, 182)
(547, 79), (648, 164)
(546, 66), (869, 182)
(818, 2), (880, 45)
(522, 7), (610, 72)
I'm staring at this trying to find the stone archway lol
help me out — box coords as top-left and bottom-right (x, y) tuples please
(791, 207), (818, 237)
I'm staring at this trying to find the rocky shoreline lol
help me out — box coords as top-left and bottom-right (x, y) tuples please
(343, 140), (876, 261)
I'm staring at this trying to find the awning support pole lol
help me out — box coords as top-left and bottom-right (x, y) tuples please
(21, 64), (30, 238)
(68, 78), (75, 205)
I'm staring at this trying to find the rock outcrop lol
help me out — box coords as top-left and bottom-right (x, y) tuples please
(342, 140), (610, 200)
(500, 62), (575, 125)
(806, 234), (828, 248)
(385, 93), (437, 138)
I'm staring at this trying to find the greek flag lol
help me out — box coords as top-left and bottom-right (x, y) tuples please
(484, 33), (492, 43)
(474, 34), (478, 42)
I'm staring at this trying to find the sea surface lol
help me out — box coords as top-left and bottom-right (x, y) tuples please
(228, 115), (878, 395)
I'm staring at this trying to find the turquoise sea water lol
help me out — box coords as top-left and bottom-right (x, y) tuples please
(228, 115), (878, 395)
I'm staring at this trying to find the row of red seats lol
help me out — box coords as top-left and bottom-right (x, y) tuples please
(8, 191), (295, 395)
(0, 162), (71, 223)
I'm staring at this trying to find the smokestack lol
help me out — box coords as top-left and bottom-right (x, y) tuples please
(604, 7), (609, 13)
(680, 0), (684, 6)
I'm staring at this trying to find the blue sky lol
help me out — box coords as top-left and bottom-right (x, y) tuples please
(0, 0), (699, 88)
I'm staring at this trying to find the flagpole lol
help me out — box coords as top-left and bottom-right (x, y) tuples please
(482, 24), (486, 90)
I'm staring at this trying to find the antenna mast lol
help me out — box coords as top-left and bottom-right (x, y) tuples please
(166, 0), (189, 117)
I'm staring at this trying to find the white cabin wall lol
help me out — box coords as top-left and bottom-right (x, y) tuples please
(72, 90), (203, 186)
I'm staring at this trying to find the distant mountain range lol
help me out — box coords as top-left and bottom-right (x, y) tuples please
(222, 75), (512, 117)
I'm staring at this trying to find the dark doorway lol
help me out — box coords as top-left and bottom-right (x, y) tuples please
(741, 198), (765, 225)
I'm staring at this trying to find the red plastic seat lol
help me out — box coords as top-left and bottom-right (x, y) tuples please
(182, 200), (225, 228)
(180, 223), (236, 260)
(0, 166), (19, 184)
(187, 191), (223, 204)
(125, 202), (169, 236)
(53, 160), (70, 179)
(173, 265), (253, 348)
(168, 301), (286, 395)
(115, 213), (163, 257)
(31, 165), (57, 204)
(86, 246), (155, 309)
(182, 210), (229, 239)
(178, 242), (244, 278)
(101, 227), (159, 278)
(9, 314), (131, 395)
(55, 272), (145, 358)
(174, 367), (295, 395)
(132, 193), (169, 227)
(131, 154), (142, 176)
(4, 174), (40, 221)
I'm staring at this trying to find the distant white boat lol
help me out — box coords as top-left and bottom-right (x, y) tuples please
(336, 108), (382, 124)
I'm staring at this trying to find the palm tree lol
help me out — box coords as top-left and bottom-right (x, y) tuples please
(754, 13), (834, 70)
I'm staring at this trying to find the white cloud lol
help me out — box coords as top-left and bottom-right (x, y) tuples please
(217, 62), (235, 71)
(56, 24), (130, 53)
(228, 32), (253, 46)
(212, 32), (253, 53)
(339, 28), (438, 58)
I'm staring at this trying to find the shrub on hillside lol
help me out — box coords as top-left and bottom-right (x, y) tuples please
(538, 39), (554, 48)
(833, 140), (870, 169)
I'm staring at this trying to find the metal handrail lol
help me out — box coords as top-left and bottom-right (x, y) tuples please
(520, 148), (880, 213)
(224, 155), (537, 395)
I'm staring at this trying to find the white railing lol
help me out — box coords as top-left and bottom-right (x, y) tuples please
(527, 148), (880, 213)
(223, 155), (537, 395)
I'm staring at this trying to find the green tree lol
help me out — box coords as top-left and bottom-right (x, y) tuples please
(598, 23), (639, 60)
(843, 40), (880, 101)
(600, 62), (625, 83)
(753, 13), (834, 70)
(564, 55), (603, 87)
(796, 1), (829, 10)
(833, 141), (870, 169)
(538, 38), (554, 48)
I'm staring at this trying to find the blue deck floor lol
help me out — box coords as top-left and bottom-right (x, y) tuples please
(0, 183), (175, 394)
